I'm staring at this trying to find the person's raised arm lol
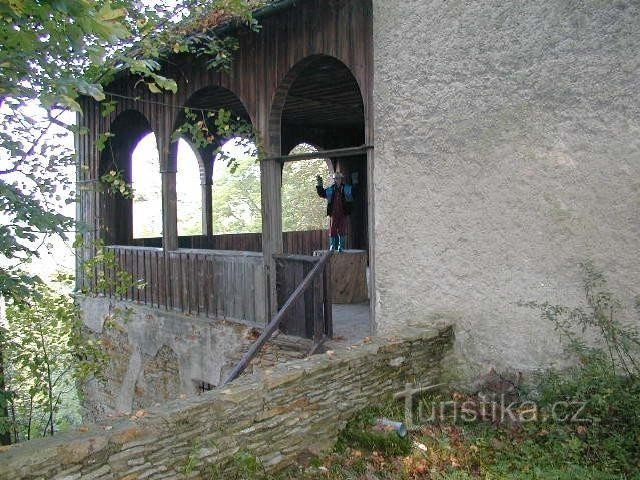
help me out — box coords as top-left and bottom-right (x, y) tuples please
(316, 174), (327, 198)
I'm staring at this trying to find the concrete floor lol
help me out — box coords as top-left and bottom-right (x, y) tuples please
(330, 302), (372, 346)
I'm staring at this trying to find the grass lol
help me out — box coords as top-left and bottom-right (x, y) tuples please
(205, 364), (640, 480)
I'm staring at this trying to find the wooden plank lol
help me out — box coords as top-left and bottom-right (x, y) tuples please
(206, 255), (214, 317)
(189, 253), (198, 315)
(196, 254), (206, 315)
(181, 252), (190, 315)
(255, 262), (266, 325)
(323, 256), (333, 337)
(157, 251), (165, 309)
(312, 270), (323, 342)
(214, 259), (223, 318)
(143, 250), (151, 305)
(137, 248), (145, 303)
(171, 252), (182, 312)
(292, 260), (306, 336)
(124, 249), (131, 301)
(152, 251), (159, 308)
(130, 249), (137, 302)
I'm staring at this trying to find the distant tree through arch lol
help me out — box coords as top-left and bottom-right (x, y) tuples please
(131, 133), (162, 239)
(175, 139), (203, 236)
(211, 137), (262, 234)
(281, 143), (332, 232)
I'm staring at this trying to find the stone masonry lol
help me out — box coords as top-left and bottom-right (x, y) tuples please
(79, 296), (312, 421)
(0, 325), (453, 479)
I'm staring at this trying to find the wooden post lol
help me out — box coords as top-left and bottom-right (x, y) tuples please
(161, 170), (178, 251)
(202, 180), (213, 237)
(201, 153), (214, 238)
(260, 157), (283, 317)
(323, 254), (333, 338)
(156, 126), (179, 253)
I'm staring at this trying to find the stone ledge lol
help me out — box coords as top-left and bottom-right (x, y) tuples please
(0, 325), (453, 480)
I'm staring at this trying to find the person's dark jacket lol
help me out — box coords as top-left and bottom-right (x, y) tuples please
(316, 183), (357, 216)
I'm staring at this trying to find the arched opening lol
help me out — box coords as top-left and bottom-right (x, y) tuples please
(172, 86), (255, 246)
(175, 139), (203, 236)
(99, 110), (157, 245)
(281, 143), (332, 232)
(274, 55), (368, 251)
(272, 55), (370, 342)
(131, 133), (162, 239)
(211, 137), (261, 235)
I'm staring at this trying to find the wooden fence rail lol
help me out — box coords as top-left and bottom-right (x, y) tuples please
(224, 252), (333, 384)
(102, 246), (267, 324)
(130, 229), (329, 255)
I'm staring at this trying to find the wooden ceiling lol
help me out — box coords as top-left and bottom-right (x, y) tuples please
(182, 56), (364, 131)
(184, 86), (251, 121)
(282, 56), (364, 129)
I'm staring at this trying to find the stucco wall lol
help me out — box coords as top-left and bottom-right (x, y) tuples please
(372, 0), (640, 372)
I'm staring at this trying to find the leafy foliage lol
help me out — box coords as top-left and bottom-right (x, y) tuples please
(523, 260), (640, 378)
(0, 278), (106, 442)
(0, 103), (76, 301)
(99, 169), (135, 200)
(281, 152), (331, 232)
(1, 0), (262, 303)
(80, 240), (143, 297)
(173, 107), (260, 173)
(211, 151), (262, 234)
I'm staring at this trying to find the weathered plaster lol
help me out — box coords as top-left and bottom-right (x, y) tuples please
(372, 0), (640, 373)
(78, 297), (310, 420)
(78, 296), (249, 419)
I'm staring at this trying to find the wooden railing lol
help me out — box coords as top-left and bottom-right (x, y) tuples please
(224, 251), (333, 384)
(101, 246), (267, 324)
(130, 229), (329, 256)
(274, 254), (333, 339)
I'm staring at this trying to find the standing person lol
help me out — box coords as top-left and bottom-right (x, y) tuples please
(316, 170), (358, 252)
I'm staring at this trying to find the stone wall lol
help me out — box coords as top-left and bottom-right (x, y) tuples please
(0, 326), (453, 480)
(371, 0), (640, 373)
(79, 297), (311, 421)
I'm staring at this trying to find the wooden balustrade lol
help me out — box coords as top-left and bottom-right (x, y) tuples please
(91, 239), (333, 347)
(101, 246), (267, 324)
(224, 252), (333, 384)
(129, 229), (329, 256)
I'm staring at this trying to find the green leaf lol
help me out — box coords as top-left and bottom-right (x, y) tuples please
(96, 2), (127, 22)
(59, 95), (83, 112)
(77, 81), (105, 102)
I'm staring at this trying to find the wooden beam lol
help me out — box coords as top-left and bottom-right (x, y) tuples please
(202, 182), (213, 237)
(262, 145), (373, 163)
(260, 158), (283, 317)
(161, 170), (178, 251)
